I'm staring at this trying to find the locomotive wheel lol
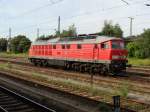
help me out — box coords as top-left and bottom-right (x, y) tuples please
(87, 67), (91, 74)
(64, 63), (70, 70)
(32, 59), (37, 66)
(101, 66), (108, 75)
(33, 61), (38, 66)
(75, 63), (80, 71)
(37, 60), (43, 67)
(88, 66), (92, 74)
(92, 67), (97, 74)
(89, 66), (95, 74)
(98, 66), (105, 75)
(79, 64), (85, 73)
(71, 64), (74, 70)
(66, 63), (70, 70)
(64, 63), (67, 70)
(43, 60), (48, 67)
(72, 63), (76, 71)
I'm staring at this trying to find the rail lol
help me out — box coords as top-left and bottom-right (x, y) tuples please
(0, 86), (56, 112)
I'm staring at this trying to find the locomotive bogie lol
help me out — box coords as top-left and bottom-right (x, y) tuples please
(29, 57), (126, 75)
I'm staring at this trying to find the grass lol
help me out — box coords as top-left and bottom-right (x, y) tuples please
(0, 52), (27, 58)
(128, 58), (150, 66)
(116, 81), (130, 98)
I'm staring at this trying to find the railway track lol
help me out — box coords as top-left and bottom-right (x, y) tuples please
(14, 64), (150, 96)
(1, 57), (150, 84)
(0, 60), (149, 111)
(0, 58), (150, 95)
(127, 66), (150, 76)
(0, 86), (55, 112)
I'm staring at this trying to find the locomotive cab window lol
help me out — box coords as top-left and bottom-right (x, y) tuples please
(101, 43), (108, 49)
(112, 41), (124, 49)
(77, 44), (82, 49)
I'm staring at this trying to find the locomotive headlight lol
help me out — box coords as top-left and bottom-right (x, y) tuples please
(112, 55), (120, 59)
(120, 55), (127, 59)
(112, 55), (127, 59)
(122, 55), (127, 59)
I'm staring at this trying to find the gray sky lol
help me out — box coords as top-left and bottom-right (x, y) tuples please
(0, 0), (150, 41)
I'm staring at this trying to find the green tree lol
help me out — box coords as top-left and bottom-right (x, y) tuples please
(114, 24), (123, 37)
(57, 24), (77, 37)
(10, 35), (31, 53)
(61, 30), (69, 37)
(101, 21), (123, 38)
(67, 24), (77, 36)
(127, 29), (150, 58)
(0, 38), (7, 52)
(36, 35), (55, 41)
(36, 35), (46, 41)
(101, 21), (114, 37)
(137, 29), (150, 58)
(55, 30), (60, 37)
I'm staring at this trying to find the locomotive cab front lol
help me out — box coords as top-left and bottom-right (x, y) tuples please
(110, 39), (128, 72)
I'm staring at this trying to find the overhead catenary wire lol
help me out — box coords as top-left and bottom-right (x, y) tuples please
(121, 0), (130, 5)
(8, 0), (64, 19)
(7, 0), (147, 22)
(6, 0), (150, 30)
(0, 0), (149, 37)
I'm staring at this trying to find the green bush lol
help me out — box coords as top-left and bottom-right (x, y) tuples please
(126, 42), (140, 58)
(135, 50), (145, 59)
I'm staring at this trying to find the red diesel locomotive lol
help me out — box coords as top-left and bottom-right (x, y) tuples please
(29, 36), (128, 75)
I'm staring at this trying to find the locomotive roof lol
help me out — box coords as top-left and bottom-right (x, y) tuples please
(32, 36), (123, 45)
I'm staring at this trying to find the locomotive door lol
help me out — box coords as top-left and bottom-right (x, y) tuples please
(93, 44), (99, 60)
